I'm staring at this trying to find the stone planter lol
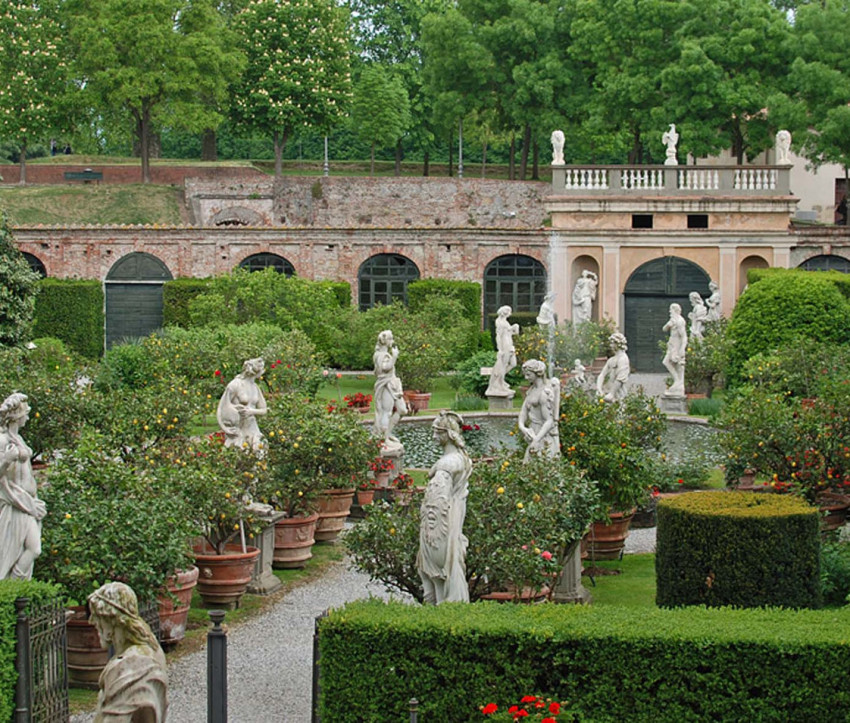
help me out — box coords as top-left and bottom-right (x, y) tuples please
(584, 509), (636, 561)
(273, 512), (319, 569)
(356, 489), (376, 507)
(66, 606), (110, 689)
(818, 492), (850, 532)
(315, 488), (355, 542)
(157, 565), (199, 648)
(479, 586), (551, 604)
(404, 391), (432, 413)
(193, 543), (260, 609)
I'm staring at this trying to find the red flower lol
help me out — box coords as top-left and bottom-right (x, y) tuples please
(214, 370), (221, 377)
(677, 478), (684, 485)
(542, 718), (557, 723)
(513, 711), (529, 719)
(508, 706), (519, 714)
(549, 702), (561, 714)
(520, 696), (536, 704)
(481, 703), (498, 715)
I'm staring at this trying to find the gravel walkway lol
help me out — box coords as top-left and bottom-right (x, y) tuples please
(71, 527), (656, 723)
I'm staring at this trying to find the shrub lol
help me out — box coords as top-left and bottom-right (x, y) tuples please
(32, 279), (104, 358)
(514, 318), (617, 372)
(452, 350), (523, 397)
(408, 279), (481, 334)
(684, 318), (731, 395)
(821, 529), (850, 606)
(162, 277), (212, 327)
(0, 213), (39, 347)
(656, 491), (821, 609)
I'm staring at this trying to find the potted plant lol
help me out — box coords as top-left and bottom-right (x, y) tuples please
(344, 392), (372, 414)
(370, 455), (396, 487)
(390, 472), (415, 505)
(394, 330), (445, 411)
(356, 479), (378, 507)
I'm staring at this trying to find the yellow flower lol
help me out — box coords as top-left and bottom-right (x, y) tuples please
(496, 486), (505, 495)
(225, 492), (231, 499)
(516, 502), (524, 510)
(64, 512), (71, 519)
(389, 527), (396, 535)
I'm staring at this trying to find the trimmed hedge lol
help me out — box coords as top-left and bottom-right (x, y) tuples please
(0, 579), (65, 722)
(32, 279), (103, 358)
(747, 267), (850, 301)
(319, 599), (850, 722)
(162, 277), (212, 327)
(408, 279), (481, 331)
(656, 491), (821, 609)
(316, 280), (351, 308)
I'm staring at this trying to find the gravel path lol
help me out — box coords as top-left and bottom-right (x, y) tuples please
(72, 527), (656, 723)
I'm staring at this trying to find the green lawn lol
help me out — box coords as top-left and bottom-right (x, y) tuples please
(582, 553), (657, 607)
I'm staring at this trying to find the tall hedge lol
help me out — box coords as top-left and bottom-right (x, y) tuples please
(408, 279), (481, 331)
(656, 491), (821, 609)
(319, 599), (850, 722)
(32, 279), (103, 358)
(162, 277), (212, 327)
(0, 579), (65, 722)
(316, 280), (351, 308)
(726, 270), (850, 383)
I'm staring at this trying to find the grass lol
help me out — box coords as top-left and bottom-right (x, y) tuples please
(0, 183), (183, 226)
(582, 553), (657, 607)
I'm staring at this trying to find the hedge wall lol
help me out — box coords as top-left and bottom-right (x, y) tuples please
(319, 599), (850, 722)
(656, 491), (821, 609)
(408, 279), (481, 330)
(162, 277), (212, 327)
(0, 579), (65, 722)
(747, 267), (850, 301)
(32, 279), (103, 358)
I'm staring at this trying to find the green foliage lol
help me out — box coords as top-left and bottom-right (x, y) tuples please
(0, 580), (64, 723)
(0, 214), (39, 346)
(656, 491), (821, 609)
(315, 280), (351, 308)
(32, 279), (104, 358)
(351, 65), (411, 172)
(684, 318), (731, 394)
(408, 278), (482, 337)
(162, 277), (212, 327)
(452, 350), (523, 397)
(821, 528), (850, 606)
(686, 396), (723, 419)
(319, 598), (850, 722)
(514, 318), (617, 372)
(725, 271), (850, 384)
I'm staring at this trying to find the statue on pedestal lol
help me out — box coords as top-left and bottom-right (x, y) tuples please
(596, 333), (630, 403)
(706, 280), (722, 322)
(662, 124), (679, 166)
(662, 303), (688, 397)
(485, 306), (519, 398)
(372, 330), (408, 450)
(217, 358), (267, 452)
(776, 130), (792, 165)
(572, 270), (598, 325)
(550, 130), (565, 165)
(688, 292), (708, 341)
(517, 360), (561, 462)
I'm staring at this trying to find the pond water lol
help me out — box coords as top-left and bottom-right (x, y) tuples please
(396, 415), (720, 469)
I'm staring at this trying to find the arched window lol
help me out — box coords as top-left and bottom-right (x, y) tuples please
(238, 253), (295, 276)
(798, 254), (850, 273)
(358, 253), (420, 310)
(21, 252), (46, 278)
(483, 254), (547, 323)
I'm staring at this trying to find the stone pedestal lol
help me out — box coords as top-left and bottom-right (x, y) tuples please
(486, 391), (515, 411)
(380, 443), (405, 479)
(247, 511), (286, 595)
(660, 394), (688, 415)
(551, 542), (592, 605)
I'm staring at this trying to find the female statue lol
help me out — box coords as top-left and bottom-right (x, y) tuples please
(88, 582), (168, 723)
(0, 393), (46, 580)
(662, 303), (688, 396)
(688, 292), (708, 341)
(706, 281), (721, 322)
(372, 330), (408, 447)
(217, 358), (267, 452)
(416, 411), (472, 604)
(517, 360), (561, 461)
(571, 270), (598, 325)
(596, 332), (631, 403)
(485, 306), (519, 396)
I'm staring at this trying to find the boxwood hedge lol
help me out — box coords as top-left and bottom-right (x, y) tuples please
(656, 491), (821, 609)
(318, 599), (850, 722)
(32, 279), (104, 358)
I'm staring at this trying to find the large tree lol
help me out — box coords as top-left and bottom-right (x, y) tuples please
(67, 0), (241, 182)
(233, 0), (353, 178)
(0, 213), (39, 346)
(0, 0), (68, 184)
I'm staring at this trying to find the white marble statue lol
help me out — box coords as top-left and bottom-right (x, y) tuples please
(416, 411), (471, 604)
(550, 130), (565, 165)
(372, 330), (408, 448)
(88, 582), (168, 723)
(706, 280), (721, 322)
(662, 124), (679, 166)
(0, 393), (45, 580)
(518, 360), (561, 461)
(217, 358), (267, 452)
(570, 359), (587, 387)
(776, 130), (792, 165)
(571, 270), (598, 325)
(662, 303), (688, 397)
(596, 332), (630, 403)
(688, 291), (708, 341)
(485, 306), (519, 397)
(536, 291), (556, 328)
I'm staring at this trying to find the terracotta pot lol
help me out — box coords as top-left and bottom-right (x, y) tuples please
(393, 488), (414, 506)
(193, 544), (260, 609)
(818, 492), (850, 532)
(480, 586), (551, 604)
(584, 509), (635, 561)
(273, 512), (319, 569)
(66, 606), (109, 689)
(404, 391), (432, 413)
(158, 565), (199, 648)
(374, 471), (391, 488)
(355, 404), (371, 414)
(356, 489), (375, 507)
(315, 488), (355, 542)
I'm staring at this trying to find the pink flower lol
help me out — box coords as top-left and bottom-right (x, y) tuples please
(541, 550), (553, 561)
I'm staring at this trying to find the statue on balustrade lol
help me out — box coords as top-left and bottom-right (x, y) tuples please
(662, 124), (679, 166)
(550, 130), (565, 166)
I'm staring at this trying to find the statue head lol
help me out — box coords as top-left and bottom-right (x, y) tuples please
(670, 303), (682, 316)
(88, 582), (159, 652)
(689, 291), (703, 305)
(241, 358), (264, 377)
(550, 129), (564, 145)
(497, 305), (512, 318)
(0, 393), (29, 429)
(608, 332), (628, 352)
(709, 280), (719, 292)
(376, 329), (395, 348)
(432, 410), (466, 449)
(522, 359), (546, 379)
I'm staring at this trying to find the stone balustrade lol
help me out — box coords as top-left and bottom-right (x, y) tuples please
(552, 164), (790, 196)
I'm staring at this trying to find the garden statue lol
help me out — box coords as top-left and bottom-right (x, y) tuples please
(536, 291), (556, 328)
(88, 582), (168, 723)
(217, 358), (267, 453)
(662, 303), (688, 397)
(550, 129), (565, 165)
(416, 411), (472, 604)
(570, 359), (587, 388)
(485, 306), (520, 400)
(776, 130), (792, 165)
(373, 329), (408, 450)
(571, 270), (598, 325)
(596, 333), (630, 403)
(706, 280), (722, 322)
(688, 292), (708, 341)
(0, 393), (46, 580)
(662, 123), (679, 165)
(517, 360), (561, 462)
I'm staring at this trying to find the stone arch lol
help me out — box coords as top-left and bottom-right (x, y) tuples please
(357, 253), (420, 311)
(105, 252), (173, 348)
(739, 255), (770, 294)
(238, 252), (295, 276)
(483, 254), (548, 325)
(570, 255), (601, 323)
(623, 256), (711, 372)
(21, 252), (46, 278)
(797, 253), (850, 273)
(211, 206), (265, 227)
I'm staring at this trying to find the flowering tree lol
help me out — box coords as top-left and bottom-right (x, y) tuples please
(0, 0), (67, 184)
(233, 0), (352, 177)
